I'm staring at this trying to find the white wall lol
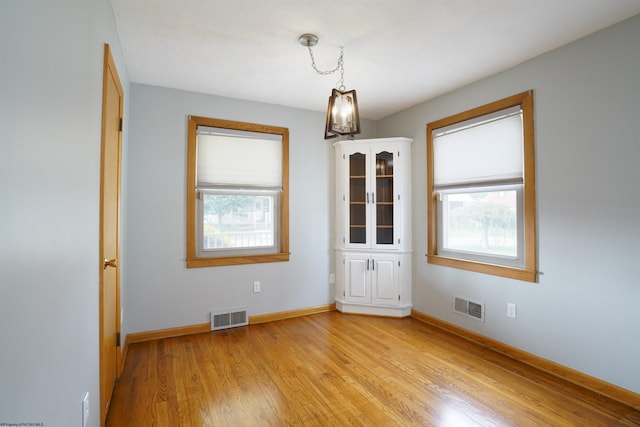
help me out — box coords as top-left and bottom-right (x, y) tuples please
(378, 14), (640, 393)
(124, 84), (376, 334)
(0, 1), (129, 426)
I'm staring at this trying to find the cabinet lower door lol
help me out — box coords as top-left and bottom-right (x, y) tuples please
(371, 255), (399, 306)
(344, 255), (371, 304)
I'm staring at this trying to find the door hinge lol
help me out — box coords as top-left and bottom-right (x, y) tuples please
(398, 260), (400, 267)
(116, 332), (121, 347)
(343, 291), (346, 296)
(118, 118), (123, 132)
(398, 295), (400, 301)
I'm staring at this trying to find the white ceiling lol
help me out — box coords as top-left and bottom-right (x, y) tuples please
(110, 0), (640, 120)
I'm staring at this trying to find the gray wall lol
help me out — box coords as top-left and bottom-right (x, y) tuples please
(0, 1), (129, 426)
(1, 5), (637, 426)
(378, 14), (640, 393)
(123, 84), (376, 334)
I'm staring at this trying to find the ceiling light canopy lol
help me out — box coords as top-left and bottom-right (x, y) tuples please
(299, 33), (361, 140)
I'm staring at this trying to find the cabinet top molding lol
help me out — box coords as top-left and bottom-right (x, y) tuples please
(332, 137), (413, 147)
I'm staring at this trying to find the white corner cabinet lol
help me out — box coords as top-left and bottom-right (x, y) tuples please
(333, 137), (413, 317)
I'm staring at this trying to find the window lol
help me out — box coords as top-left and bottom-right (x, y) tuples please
(427, 91), (536, 282)
(186, 116), (289, 268)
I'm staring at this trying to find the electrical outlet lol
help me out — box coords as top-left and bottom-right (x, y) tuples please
(253, 281), (261, 293)
(507, 303), (517, 318)
(329, 273), (335, 284)
(82, 391), (89, 427)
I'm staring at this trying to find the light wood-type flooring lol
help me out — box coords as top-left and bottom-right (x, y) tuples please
(106, 312), (640, 426)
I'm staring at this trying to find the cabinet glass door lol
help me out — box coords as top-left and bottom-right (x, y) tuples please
(348, 152), (367, 244)
(375, 151), (394, 245)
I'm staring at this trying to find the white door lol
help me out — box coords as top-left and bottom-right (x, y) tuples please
(371, 146), (399, 250)
(371, 254), (398, 306)
(343, 146), (371, 249)
(344, 254), (371, 303)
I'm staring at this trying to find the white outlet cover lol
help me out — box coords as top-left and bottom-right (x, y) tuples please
(507, 303), (517, 318)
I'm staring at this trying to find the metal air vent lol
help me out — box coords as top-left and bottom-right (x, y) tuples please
(211, 307), (248, 331)
(454, 297), (485, 322)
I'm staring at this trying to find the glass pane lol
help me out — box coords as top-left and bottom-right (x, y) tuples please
(442, 190), (517, 256)
(376, 205), (393, 227)
(375, 151), (393, 177)
(350, 204), (366, 228)
(350, 227), (367, 244)
(376, 151), (393, 245)
(349, 152), (366, 177)
(202, 194), (274, 250)
(349, 152), (367, 244)
(376, 227), (393, 245)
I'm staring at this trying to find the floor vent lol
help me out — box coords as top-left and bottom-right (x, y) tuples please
(454, 297), (485, 322)
(211, 307), (248, 331)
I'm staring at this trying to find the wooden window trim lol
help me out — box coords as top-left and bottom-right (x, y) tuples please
(186, 116), (290, 268)
(426, 91), (537, 282)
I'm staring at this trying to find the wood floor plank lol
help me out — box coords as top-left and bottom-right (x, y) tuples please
(106, 312), (640, 426)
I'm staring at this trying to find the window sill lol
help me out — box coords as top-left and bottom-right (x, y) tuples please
(427, 254), (537, 283)
(186, 252), (290, 268)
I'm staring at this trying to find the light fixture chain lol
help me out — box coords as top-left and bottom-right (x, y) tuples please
(338, 53), (345, 90)
(306, 46), (344, 83)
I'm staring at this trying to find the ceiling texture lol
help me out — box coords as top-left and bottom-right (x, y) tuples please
(110, 0), (640, 120)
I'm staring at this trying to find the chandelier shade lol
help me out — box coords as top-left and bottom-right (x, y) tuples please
(324, 88), (361, 139)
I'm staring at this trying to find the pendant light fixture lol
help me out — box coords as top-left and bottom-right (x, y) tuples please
(299, 33), (361, 140)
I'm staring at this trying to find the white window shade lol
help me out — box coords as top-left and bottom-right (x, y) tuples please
(197, 132), (282, 187)
(433, 107), (523, 189)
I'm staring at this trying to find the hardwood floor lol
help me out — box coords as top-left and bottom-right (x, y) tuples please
(106, 312), (640, 426)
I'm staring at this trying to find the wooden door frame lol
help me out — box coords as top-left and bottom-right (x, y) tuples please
(99, 43), (123, 426)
